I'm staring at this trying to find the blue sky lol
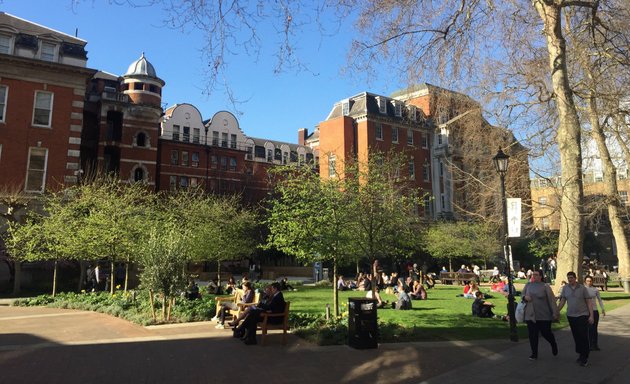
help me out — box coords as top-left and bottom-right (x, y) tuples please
(2, 0), (405, 144)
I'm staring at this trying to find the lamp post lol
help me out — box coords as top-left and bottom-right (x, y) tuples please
(493, 148), (518, 342)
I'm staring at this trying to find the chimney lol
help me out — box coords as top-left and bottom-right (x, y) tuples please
(298, 128), (308, 146)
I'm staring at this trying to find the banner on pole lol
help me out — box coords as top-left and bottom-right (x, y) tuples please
(507, 198), (521, 238)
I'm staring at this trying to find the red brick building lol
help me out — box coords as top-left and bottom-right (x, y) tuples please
(0, 12), (96, 192)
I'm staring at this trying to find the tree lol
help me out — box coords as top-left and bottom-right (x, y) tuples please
(266, 165), (355, 316)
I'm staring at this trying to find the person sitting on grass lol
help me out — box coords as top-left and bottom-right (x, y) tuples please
(410, 280), (427, 300)
(279, 277), (296, 291)
(337, 275), (350, 291)
(472, 291), (507, 320)
(463, 281), (479, 298)
(366, 286), (388, 308)
(395, 281), (412, 310)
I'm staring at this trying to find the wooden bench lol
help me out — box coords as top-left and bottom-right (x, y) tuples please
(439, 272), (477, 285)
(591, 275), (608, 291)
(214, 288), (243, 318)
(227, 291), (260, 320)
(257, 301), (290, 346)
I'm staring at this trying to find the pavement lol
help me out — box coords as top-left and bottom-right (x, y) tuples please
(1, 296), (629, 384)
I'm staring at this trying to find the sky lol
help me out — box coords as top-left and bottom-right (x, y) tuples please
(1, 0), (405, 144)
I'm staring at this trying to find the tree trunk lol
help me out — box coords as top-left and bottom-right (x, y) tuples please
(52, 260), (58, 297)
(587, 98), (630, 285)
(162, 294), (167, 321)
(611, 116), (630, 282)
(217, 261), (221, 285)
(535, 2), (584, 289)
(12, 260), (21, 296)
(149, 289), (156, 322)
(333, 257), (339, 317)
(78, 260), (87, 292)
(124, 262), (130, 292)
(110, 260), (115, 295)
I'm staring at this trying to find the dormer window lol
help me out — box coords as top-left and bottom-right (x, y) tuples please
(377, 97), (386, 114)
(342, 100), (350, 116)
(409, 106), (417, 121)
(0, 34), (13, 54)
(394, 102), (402, 117)
(40, 41), (57, 62)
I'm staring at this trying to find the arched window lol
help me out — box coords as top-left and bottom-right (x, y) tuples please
(136, 132), (146, 147)
(134, 168), (144, 182)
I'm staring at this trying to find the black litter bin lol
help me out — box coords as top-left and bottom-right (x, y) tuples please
(348, 297), (378, 349)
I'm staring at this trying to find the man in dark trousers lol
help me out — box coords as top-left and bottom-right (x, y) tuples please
(558, 271), (594, 367)
(239, 282), (286, 345)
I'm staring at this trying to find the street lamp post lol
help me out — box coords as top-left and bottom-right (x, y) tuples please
(493, 148), (518, 342)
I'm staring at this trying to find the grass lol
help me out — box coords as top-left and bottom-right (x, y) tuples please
(284, 284), (630, 343)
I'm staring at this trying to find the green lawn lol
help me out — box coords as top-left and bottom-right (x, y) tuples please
(283, 284), (630, 343)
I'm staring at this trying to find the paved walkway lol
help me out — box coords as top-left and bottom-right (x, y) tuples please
(1, 299), (629, 384)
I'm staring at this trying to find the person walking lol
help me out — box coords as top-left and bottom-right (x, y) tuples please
(584, 275), (605, 351)
(558, 271), (594, 367)
(522, 269), (559, 360)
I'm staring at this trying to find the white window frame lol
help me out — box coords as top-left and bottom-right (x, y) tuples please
(0, 85), (7, 122)
(375, 123), (383, 140)
(39, 41), (58, 62)
(32, 91), (53, 127)
(620, 191), (628, 205)
(0, 34), (14, 55)
(423, 162), (430, 181)
(408, 160), (415, 180)
(407, 129), (414, 145)
(328, 154), (337, 177)
(392, 127), (398, 143)
(172, 125), (180, 141)
(183, 126), (190, 142)
(377, 97), (386, 114)
(231, 134), (237, 149)
(422, 133), (429, 149)
(394, 102), (402, 117)
(409, 106), (417, 121)
(538, 196), (547, 206)
(25, 147), (48, 193)
(342, 100), (350, 116)
(541, 217), (550, 230)
(192, 128), (200, 144)
(169, 175), (177, 190)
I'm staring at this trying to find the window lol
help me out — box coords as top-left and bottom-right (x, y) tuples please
(437, 133), (443, 145)
(229, 157), (237, 171)
(299, 154), (305, 165)
(246, 146), (253, 160)
(375, 124), (383, 140)
(0, 34), (12, 54)
(422, 134), (429, 149)
(193, 128), (200, 144)
(377, 97), (386, 114)
(190, 178), (198, 187)
(290, 151), (298, 163)
(283, 152), (288, 164)
(254, 145), (265, 158)
(221, 132), (228, 147)
(394, 102), (402, 117)
(181, 151), (189, 166)
(212, 131), (219, 146)
(409, 160), (415, 179)
(25, 147), (48, 192)
(169, 176), (177, 190)
(180, 176), (189, 188)
(183, 126), (190, 142)
(172, 125), (180, 141)
(136, 132), (146, 147)
(409, 106), (417, 121)
(328, 154), (337, 177)
(439, 161), (444, 177)
(392, 127), (398, 143)
(40, 42), (56, 61)
(211, 155), (218, 169)
(423, 162), (430, 181)
(192, 152), (199, 167)
(407, 129), (413, 145)
(134, 82), (143, 91)
(0, 85), (7, 122)
(424, 196), (432, 216)
(275, 148), (282, 161)
(220, 156), (227, 170)
(33, 91), (53, 127)
(538, 196), (547, 206)
(231, 134), (237, 149)
(170, 150), (178, 165)
(134, 168), (144, 182)
(267, 149), (273, 162)
(149, 84), (157, 93)
(306, 153), (314, 164)
(541, 217), (550, 230)
(620, 191), (628, 205)
(342, 101), (350, 116)
(440, 194), (446, 210)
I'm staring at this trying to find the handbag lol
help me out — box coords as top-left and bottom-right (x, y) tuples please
(515, 301), (527, 323)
